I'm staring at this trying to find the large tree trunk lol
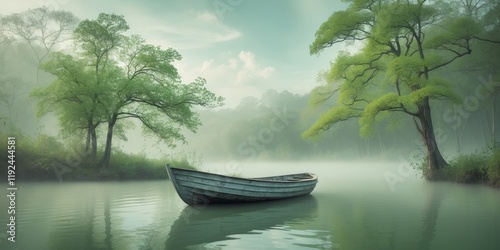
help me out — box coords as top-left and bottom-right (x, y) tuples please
(85, 125), (98, 167)
(493, 95), (496, 147)
(416, 98), (448, 180)
(85, 130), (90, 152)
(99, 115), (117, 168)
(90, 127), (97, 164)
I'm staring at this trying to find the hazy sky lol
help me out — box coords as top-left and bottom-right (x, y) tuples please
(2, 0), (347, 108)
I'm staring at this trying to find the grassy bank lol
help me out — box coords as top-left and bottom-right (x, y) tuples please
(420, 147), (500, 187)
(0, 133), (198, 181)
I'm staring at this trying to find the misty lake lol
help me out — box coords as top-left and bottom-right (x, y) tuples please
(1, 162), (499, 250)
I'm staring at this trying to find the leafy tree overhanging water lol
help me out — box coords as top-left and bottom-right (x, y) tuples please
(303, 0), (500, 179)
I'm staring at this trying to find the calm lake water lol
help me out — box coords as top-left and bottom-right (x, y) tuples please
(1, 162), (499, 250)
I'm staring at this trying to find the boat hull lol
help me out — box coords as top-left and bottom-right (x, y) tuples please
(166, 165), (318, 205)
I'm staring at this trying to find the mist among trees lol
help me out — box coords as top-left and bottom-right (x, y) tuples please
(0, 1), (499, 182)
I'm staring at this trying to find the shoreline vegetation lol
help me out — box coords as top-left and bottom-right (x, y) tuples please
(2, 132), (499, 188)
(1, 6), (498, 188)
(0, 132), (198, 181)
(419, 146), (500, 188)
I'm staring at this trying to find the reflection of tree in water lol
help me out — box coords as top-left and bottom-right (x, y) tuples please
(84, 195), (95, 250)
(324, 185), (446, 250)
(326, 194), (380, 250)
(136, 225), (166, 250)
(48, 192), (96, 250)
(47, 190), (116, 250)
(418, 185), (445, 250)
(104, 193), (112, 250)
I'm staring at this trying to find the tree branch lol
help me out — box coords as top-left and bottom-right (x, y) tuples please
(473, 35), (500, 44)
(427, 47), (472, 72)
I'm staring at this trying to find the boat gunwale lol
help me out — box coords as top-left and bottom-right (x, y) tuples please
(177, 177), (317, 194)
(167, 165), (318, 184)
(174, 173), (317, 189)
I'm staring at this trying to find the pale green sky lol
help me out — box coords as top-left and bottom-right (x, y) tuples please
(2, 0), (347, 107)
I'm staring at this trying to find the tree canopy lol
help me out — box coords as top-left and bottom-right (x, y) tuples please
(2, 6), (78, 83)
(32, 13), (224, 168)
(303, 0), (500, 178)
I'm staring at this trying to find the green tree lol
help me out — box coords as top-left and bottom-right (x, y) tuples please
(0, 31), (18, 122)
(32, 52), (106, 162)
(303, 0), (499, 179)
(1, 6), (78, 84)
(33, 13), (224, 168)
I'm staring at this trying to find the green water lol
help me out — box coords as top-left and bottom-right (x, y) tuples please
(1, 162), (499, 250)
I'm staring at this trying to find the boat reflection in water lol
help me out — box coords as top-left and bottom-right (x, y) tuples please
(165, 195), (332, 249)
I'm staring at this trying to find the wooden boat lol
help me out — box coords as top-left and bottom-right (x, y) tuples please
(165, 164), (318, 205)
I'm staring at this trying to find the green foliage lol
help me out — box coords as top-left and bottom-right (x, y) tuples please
(302, 106), (361, 139)
(73, 13), (129, 58)
(424, 148), (500, 185)
(30, 135), (67, 171)
(303, 0), (495, 147)
(310, 9), (373, 55)
(0, 132), (68, 180)
(33, 52), (102, 128)
(411, 153), (429, 179)
(33, 12), (224, 168)
(107, 150), (165, 180)
(393, 78), (461, 110)
(486, 148), (500, 187)
(424, 16), (482, 49)
(308, 82), (337, 107)
(168, 153), (202, 171)
(359, 93), (399, 136)
(386, 56), (444, 84)
(444, 152), (488, 183)
(0, 131), (197, 181)
(102, 150), (200, 180)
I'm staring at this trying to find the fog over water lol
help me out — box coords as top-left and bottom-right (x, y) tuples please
(0, 1), (498, 161)
(0, 1), (499, 249)
(1, 162), (499, 250)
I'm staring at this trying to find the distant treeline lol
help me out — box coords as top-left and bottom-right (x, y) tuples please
(180, 87), (499, 162)
(0, 4), (499, 183)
